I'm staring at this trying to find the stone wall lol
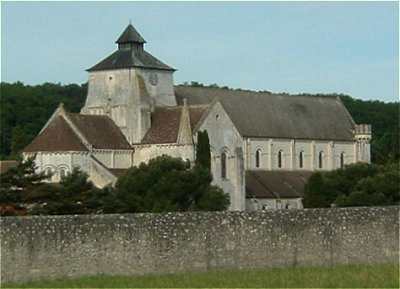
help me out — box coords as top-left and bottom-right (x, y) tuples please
(1, 207), (398, 284)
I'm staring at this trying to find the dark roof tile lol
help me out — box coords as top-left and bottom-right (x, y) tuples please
(116, 24), (146, 44)
(175, 86), (355, 141)
(246, 170), (313, 199)
(87, 49), (174, 72)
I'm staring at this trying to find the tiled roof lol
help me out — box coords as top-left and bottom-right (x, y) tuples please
(189, 105), (209, 130)
(141, 105), (209, 144)
(67, 113), (132, 150)
(141, 107), (182, 144)
(23, 116), (88, 153)
(175, 86), (355, 141)
(246, 170), (313, 199)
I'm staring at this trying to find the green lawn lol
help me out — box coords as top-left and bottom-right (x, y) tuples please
(4, 263), (399, 288)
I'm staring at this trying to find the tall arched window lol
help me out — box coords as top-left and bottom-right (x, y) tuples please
(318, 151), (324, 169)
(340, 152), (345, 169)
(255, 149), (261, 168)
(221, 152), (227, 179)
(299, 151), (304, 169)
(278, 150), (283, 168)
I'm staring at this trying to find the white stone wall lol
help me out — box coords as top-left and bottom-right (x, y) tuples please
(24, 152), (90, 182)
(246, 198), (303, 210)
(247, 138), (358, 171)
(136, 69), (176, 107)
(82, 67), (176, 144)
(92, 150), (133, 169)
(197, 102), (245, 211)
(132, 144), (195, 166)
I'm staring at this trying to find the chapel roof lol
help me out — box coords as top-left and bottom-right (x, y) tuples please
(174, 86), (356, 141)
(246, 170), (313, 199)
(23, 116), (88, 153)
(140, 105), (208, 144)
(66, 113), (132, 150)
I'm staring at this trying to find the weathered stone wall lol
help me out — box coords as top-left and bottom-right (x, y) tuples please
(1, 207), (398, 284)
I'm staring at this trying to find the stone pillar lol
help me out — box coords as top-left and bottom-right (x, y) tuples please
(310, 141), (315, 171)
(290, 140), (295, 170)
(268, 139), (273, 170)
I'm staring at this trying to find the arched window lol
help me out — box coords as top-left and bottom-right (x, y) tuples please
(255, 149), (261, 168)
(318, 151), (324, 169)
(299, 151), (304, 169)
(59, 168), (67, 179)
(278, 150), (283, 168)
(340, 152), (345, 169)
(221, 152), (227, 179)
(45, 167), (53, 177)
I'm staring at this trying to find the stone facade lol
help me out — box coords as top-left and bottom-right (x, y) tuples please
(1, 207), (398, 284)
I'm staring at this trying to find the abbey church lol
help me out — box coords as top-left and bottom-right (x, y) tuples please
(23, 24), (372, 211)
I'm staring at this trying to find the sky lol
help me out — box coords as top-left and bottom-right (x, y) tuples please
(1, 1), (398, 102)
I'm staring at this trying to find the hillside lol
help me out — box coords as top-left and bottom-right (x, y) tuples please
(1, 82), (398, 163)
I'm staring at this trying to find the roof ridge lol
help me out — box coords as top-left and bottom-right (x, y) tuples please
(175, 85), (340, 99)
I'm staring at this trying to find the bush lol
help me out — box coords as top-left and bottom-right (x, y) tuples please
(303, 162), (399, 208)
(114, 155), (229, 213)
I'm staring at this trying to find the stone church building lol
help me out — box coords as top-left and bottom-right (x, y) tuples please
(23, 24), (372, 211)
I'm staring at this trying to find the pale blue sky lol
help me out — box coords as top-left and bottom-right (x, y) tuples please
(1, 1), (398, 101)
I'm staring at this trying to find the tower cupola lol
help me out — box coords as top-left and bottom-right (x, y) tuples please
(116, 24), (146, 52)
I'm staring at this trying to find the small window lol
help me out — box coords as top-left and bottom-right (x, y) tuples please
(255, 149), (261, 168)
(340, 152), (345, 169)
(221, 152), (227, 179)
(45, 168), (52, 176)
(278, 150), (283, 168)
(318, 151), (324, 169)
(299, 151), (304, 169)
(216, 114), (220, 120)
(59, 168), (66, 179)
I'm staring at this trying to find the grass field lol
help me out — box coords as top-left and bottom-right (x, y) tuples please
(3, 263), (399, 288)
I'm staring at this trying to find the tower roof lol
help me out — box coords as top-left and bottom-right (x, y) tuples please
(116, 24), (146, 44)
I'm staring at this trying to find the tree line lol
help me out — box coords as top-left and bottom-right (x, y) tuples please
(1, 81), (398, 164)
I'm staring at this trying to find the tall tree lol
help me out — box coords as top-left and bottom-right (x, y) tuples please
(195, 130), (211, 171)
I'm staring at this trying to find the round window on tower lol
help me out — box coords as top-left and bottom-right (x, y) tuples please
(149, 73), (158, 86)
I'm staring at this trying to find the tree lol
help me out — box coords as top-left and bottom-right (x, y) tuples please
(0, 156), (48, 215)
(196, 130), (211, 171)
(303, 162), (399, 208)
(28, 168), (105, 215)
(114, 155), (229, 213)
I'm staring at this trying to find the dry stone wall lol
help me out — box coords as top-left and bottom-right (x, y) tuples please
(1, 207), (398, 283)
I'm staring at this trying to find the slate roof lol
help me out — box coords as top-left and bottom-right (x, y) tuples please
(141, 105), (208, 144)
(175, 86), (355, 141)
(23, 116), (88, 152)
(116, 24), (146, 44)
(246, 170), (313, 199)
(87, 49), (175, 72)
(67, 113), (132, 150)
